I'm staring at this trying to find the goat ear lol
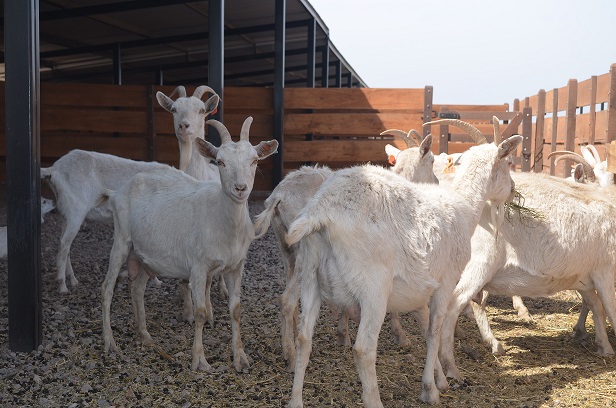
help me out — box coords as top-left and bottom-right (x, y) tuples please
(255, 140), (279, 160)
(195, 138), (219, 160)
(573, 163), (585, 183)
(385, 144), (400, 163)
(156, 91), (174, 112)
(497, 135), (523, 160)
(204, 95), (219, 116)
(419, 134), (433, 158)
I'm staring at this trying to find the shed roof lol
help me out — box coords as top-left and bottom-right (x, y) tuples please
(0, 0), (368, 88)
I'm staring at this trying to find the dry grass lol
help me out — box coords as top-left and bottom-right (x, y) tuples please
(1, 201), (615, 407)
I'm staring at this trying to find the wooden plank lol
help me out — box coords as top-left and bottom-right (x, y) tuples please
(42, 107), (148, 133)
(284, 112), (424, 136)
(608, 63), (616, 143)
(577, 76), (595, 107)
(284, 139), (408, 163)
(589, 75), (597, 145)
(521, 107), (533, 172)
(423, 86), (433, 137)
(224, 87), (274, 111)
(284, 88), (426, 110)
(564, 79), (578, 176)
(607, 141), (616, 173)
(455, 111), (519, 121)
(432, 103), (509, 114)
(595, 70), (612, 104)
(549, 88), (559, 176)
(41, 82), (148, 108)
(534, 90), (546, 172)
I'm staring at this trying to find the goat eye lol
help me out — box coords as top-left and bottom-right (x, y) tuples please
(171, 108), (177, 113)
(199, 108), (206, 114)
(217, 160), (225, 167)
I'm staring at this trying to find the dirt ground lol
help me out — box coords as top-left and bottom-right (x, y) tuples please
(1, 200), (616, 407)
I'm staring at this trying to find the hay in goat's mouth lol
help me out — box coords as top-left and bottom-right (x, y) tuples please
(505, 190), (544, 224)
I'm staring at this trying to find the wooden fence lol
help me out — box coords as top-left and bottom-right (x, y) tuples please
(0, 82), (523, 192)
(5, 62), (616, 193)
(516, 63), (616, 178)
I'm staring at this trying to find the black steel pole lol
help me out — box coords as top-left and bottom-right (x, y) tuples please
(5, 0), (42, 352)
(208, 0), (224, 146)
(273, 0), (286, 186)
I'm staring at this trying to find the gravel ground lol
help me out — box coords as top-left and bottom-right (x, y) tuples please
(1, 200), (616, 408)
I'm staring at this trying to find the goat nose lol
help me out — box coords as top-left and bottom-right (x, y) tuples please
(235, 184), (247, 192)
(179, 123), (190, 130)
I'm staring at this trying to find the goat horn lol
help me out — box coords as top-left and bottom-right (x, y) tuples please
(169, 86), (186, 99)
(548, 152), (596, 182)
(193, 85), (217, 100)
(492, 116), (502, 145)
(380, 129), (418, 148)
(240, 116), (253, 141)
(206, 119), (232, 144)
(585, 144), (602, 164)
(423, 119), (487, 145)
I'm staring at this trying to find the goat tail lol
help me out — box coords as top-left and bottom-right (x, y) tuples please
(253, 196), (281, 239)
(286, 213), (323, 247)
(95, 188), (114, 208)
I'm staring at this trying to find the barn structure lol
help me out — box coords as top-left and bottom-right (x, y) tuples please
(3, 0), (616, 355)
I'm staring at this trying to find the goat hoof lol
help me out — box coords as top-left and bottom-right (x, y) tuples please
(191, 358), (212, 372)
(420, 384), (440, 405)
(234, 350), (251, 372)
(492, 342), (506, 355)
(58, 283), (69, 294)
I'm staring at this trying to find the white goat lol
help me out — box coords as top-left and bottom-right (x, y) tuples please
(42, 150), (172, 292)
(156, 85), (227, 323)
(0, 197), (55, 259)
(42, 85), (218, 296)
(253, 130), (437, 371)
(100, 117), (278, 372)
(285, 135), (522, 406)
(438, 157), (616, 382)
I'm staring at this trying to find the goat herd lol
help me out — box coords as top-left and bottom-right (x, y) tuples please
(22, 85), (616, 407)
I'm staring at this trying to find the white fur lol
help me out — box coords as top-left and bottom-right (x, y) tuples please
(253, 134), (438, 372)
(439, 171), (616, 382)
(155, 85), (225, 322)
(285, 136), (521, 406)
(100, 117), (278, 373)
(42, 150), (169, 292)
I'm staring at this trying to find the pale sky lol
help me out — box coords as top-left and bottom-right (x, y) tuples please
(308, 0), (616, 106)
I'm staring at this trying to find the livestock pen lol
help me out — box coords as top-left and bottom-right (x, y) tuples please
(2, 65), (616, 407)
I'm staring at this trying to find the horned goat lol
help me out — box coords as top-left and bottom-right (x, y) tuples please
(285, 135), (522, 406)
(426, 117), (534, 322)
(253, 130), (437, 372)
(42, 86), (219, 294)
(0, 197), (55, 259)
(155, 85), (225, 323)
(547, 146), (616, 338)
(435, 125), (616, 382)
(100, 117), (278, 373)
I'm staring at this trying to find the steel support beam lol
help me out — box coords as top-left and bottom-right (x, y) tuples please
(112, 42), (122, 85)
(207, 0), (224, 146)
(273, 0), (285, 186)
(306, 18), (316, 88)
(5, 0), (42, 352)
(320, 42), (329, 88)
(334, 60), (342, 88)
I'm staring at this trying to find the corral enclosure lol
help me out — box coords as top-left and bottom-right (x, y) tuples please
(0, 64), (615, 191)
